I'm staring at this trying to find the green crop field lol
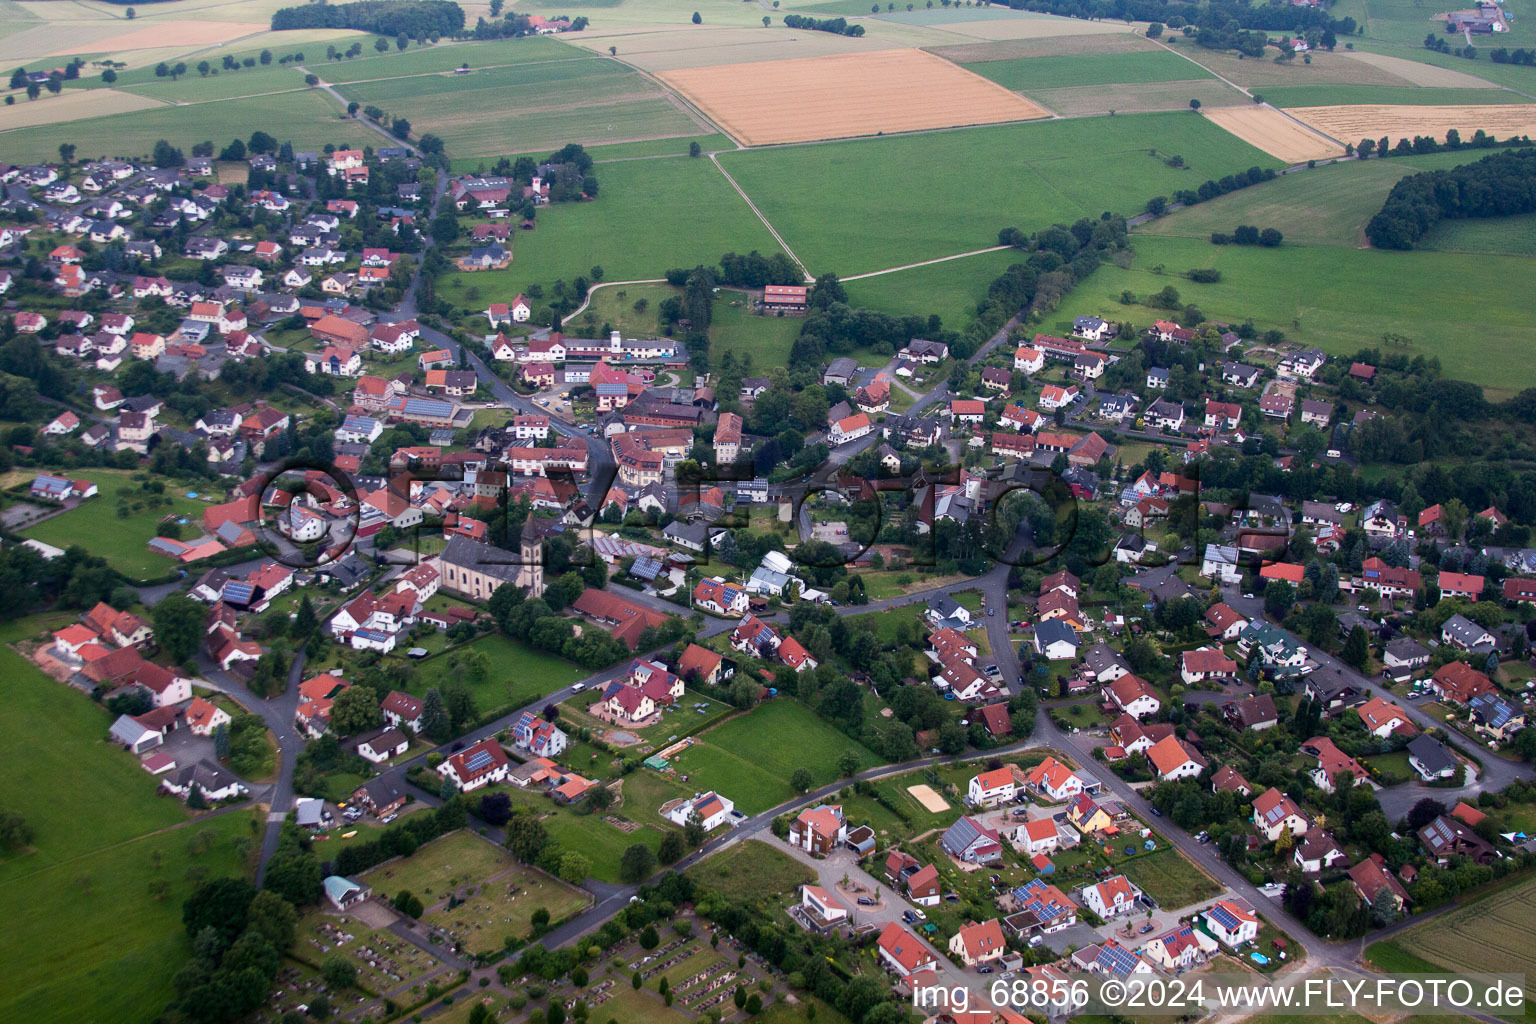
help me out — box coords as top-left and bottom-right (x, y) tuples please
(115, 66), (309, 102)
(1116, 848), (1220, 909)
(19, 471), (213, 580)
(962, 51), (1214, 92)
(1054, 233), (1536, 399)
(335, 57), (701, 159)
(448, 133), (732, 173)
(718, 112), (1279, 275)
(0, 617), (258, 1024)
(318, 35), (586, 83)
(0, 89), (351, 165)
(843, 248), (1028, 331)
(1259, 85), (1525, 107)
(1383, 873), (1536, 998)
(441, 157), (777, 299)
(668, 699), (883, 813)
(1420, 211), (1536, 256)
(686, 838), (813, 903)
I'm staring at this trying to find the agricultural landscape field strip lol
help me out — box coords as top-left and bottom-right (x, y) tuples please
(1260, 85), (1528, 108)
(1340, 48), (1503, 88)
(1161, 38), (1416, 86)
(927, 31), (1162, 62)
(317, 34), (584, 81)
(718, 111), (1279, 274)
(0, 87), (164, 131)
(659, 48), (1047, 145)
(577, 25), (904, 72)
(1202, 105), (1347, 161)
(1288, 102), (1536, 146)
(930, 13), (1139, 41)
(961, 50), (1215, 92)
(1394, 875), (1536, 990)
(48, 20), (267, 56)
(1030, 79), (1245, 116)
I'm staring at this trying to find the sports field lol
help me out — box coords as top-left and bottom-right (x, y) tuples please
(1202, 105), (1347, 162)
(660, 48), (1047, 145)
(962, 50), (1213, 92)
(1057, 233), (1536, 398)
(718, 111), (1279, 274)
(1288, 103), (1536, 148)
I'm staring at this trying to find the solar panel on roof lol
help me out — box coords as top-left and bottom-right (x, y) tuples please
(1208, 904), (1240, 930)
(222, 581), (255, 603)
(464, 748), (494, 773)
(1098, 945), (1141, 977)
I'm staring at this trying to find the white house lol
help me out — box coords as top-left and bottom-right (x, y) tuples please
(1024, 757), (1084, 803)
(356, 727), (410, 764)
(966, 767), (1017, 808)
(664, 791), (736, 831)
(1201, 544), (1243, 584)
(1203, 900), (1258, 948)
(1082, 875), (1142, 919)
(1253, 787), (1309, 843)
(800, 884), (848, 926)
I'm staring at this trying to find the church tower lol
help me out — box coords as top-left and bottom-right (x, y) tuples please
(516, 516), (545, 598)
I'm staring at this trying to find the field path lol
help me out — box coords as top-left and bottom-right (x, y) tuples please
(708, 152), (813, 281)
(298, 68), (422, 154)
(841, 243), (1013, 281)
(559, 277), (666, 325)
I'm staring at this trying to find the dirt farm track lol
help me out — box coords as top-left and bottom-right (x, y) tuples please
(1288, 103), (1536, 147)
(658, 48), (1048, 146)
(1202, 105), (1347, 162)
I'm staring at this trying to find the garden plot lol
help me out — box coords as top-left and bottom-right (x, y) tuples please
(658, 48), (1047, 145)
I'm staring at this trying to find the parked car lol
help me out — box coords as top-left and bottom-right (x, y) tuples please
(857, 897), (875, 906)
(1139, 922), (1156, 934)
(1150, 806), (1163, 817)
(978, 966), (994, 974)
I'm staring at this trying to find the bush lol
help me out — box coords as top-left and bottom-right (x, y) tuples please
(1187, 268), (1222, 283)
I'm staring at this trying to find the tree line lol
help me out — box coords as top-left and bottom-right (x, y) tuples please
(1002, 0), (1353, 55)
(271, 0), (465, 37)
(1366, 146), (1536, 249)
(781, 14), (865, 36)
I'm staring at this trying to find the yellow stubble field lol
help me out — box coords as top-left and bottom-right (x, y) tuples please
(1287, 103), (1536, 147)
(1202, 105), (1346, 162)
(659, 47), (1048, 146)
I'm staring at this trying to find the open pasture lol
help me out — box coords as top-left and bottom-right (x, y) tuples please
(717, 111), (1278, 274)
(1202, 105), (1347, 161)
(0, 88), (349, 164)
(118, 65), (311, 102)
(1288, 102), (1536, 147)
(1160, 37), (1414, 87)
(1058, 233), (1536, 398)
(441, 156), (776, 295)
(659, 48), (1046, 145)
(962, 50), (1213, 92)
(842, 247), (1025, 328)
(318, 34), (584, 82)
(1031, 79), (1244, 117)
(1340, 48), (1503, 88)
(0, 87), (162, 131)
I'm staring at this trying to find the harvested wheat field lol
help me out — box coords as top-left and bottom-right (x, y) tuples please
(579, 26), (897, 73)
(0, 88), (161, 131)
(935, 15), (1138, 41)
(1288, 103), (1536, 147)
(907, 784), (950, 813)
(660, 48), (1047, 146)
(49, 20), (265, 56)
(1203, 105), (1346, 162)
(928, 32), (1162, 63)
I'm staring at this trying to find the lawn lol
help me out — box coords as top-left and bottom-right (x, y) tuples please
(962, 51), (1214, 92)
(406, 633), (585, 717)
(335, 57), (701, 160)
(1116, 847), (1220, 910)
(843, 248), (1026, 333)
(361, 829), (512, 900)
(0, 88), (353, 164)
(718, 112), (1279, 275)
(685, 837), (813, 903)
(19, 470), (215, 579)
(675, 699), (884, 812)
(440, 157), (779, 302)
(1053, 232), (1536, 399)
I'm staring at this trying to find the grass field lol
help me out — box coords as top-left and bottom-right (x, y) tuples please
(0, 88), (350, 164)
(718, 112), (1279, 275)
(844, 248), (1025, 329)
(1421, 211), (1536, 256)
(318, 35), (585, 82)
(674, 699), (884, 813)
(1116, 847), (1220, 910)
(423, 863), (589, 953)
(361, 829), (511, 898)
(1056, 232), (1536, 398)
(0, 616), (258, 1024)
(336, 56), (703, 159)
(19, 471), (210, 579)
(685, 837), (813, 902)
(1029, 79), (1245, 117)
(442, 156), (777, 300)
(707, 299), (804, 371)
(406, 634), (584, 717)
(963, 50), (1213, 92)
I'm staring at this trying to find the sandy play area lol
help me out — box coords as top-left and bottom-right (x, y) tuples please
(907, 783), (951, 813)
